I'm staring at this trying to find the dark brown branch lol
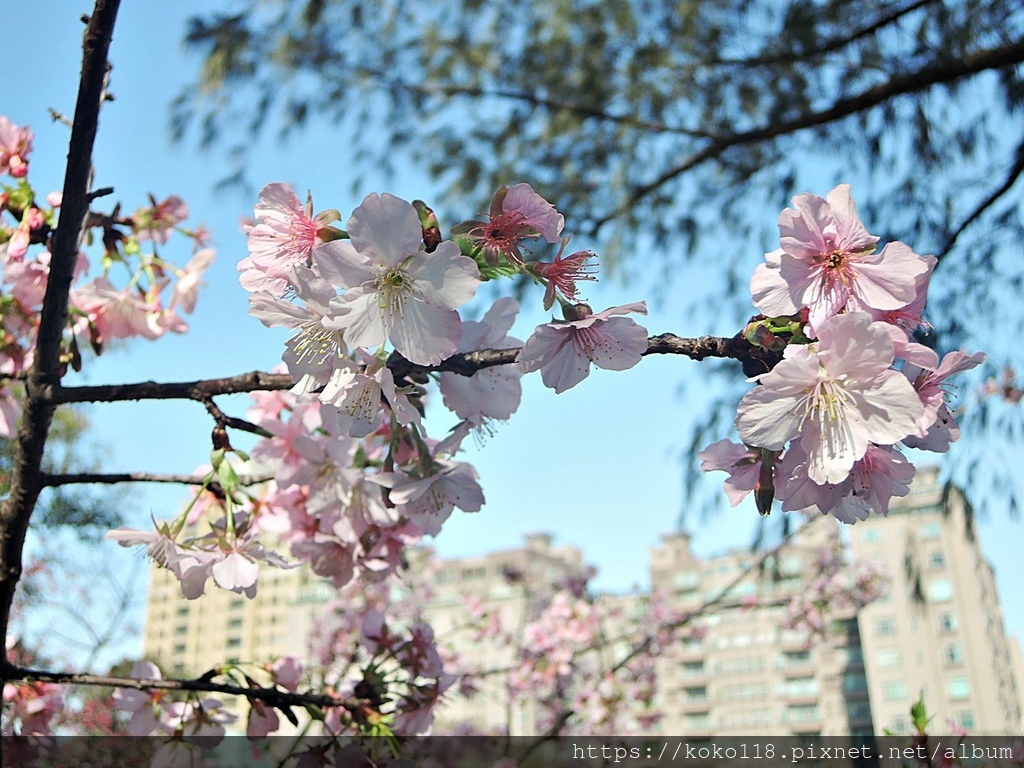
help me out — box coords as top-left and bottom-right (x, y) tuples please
(593, 36), (1024, 231)
(938, 137), (1024, 261)
(680, 0), (937, 70)
(0, 661), (360, 715)
(48, 370), (294, 404)
(47, 332), (772, 406)
(39, 471), (274, 488)
(199, 395), (273, 438)
(0, 0), (122, 664)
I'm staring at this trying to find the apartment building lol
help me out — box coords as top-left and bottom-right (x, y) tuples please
(849, 468), (1023, 735)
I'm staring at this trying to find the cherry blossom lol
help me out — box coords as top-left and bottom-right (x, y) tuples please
(751, 185), (930, 332)
(518, 301), (648, 393)
(439, 297), (523, 425)
(133, 194), (189, 244)
(170, 247), (215, 314)
(0, 116), (32, 178)
(72, 277), (164, 341)
(698, 439), (776, 508)
(316, 193), (481, 365)
(249, 265), (348, 394)
(454, 183), (564, 266)
(736, 312), (923, 485)
(903, 348), (986, 452)
(531, 248), (597, 310)
(376, 458), (485, 536)
(241, 183), (341, 295)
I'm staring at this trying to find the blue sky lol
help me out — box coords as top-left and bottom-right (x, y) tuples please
(6, 1), (1023, 663)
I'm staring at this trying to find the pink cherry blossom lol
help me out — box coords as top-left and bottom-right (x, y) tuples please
(316, 193), (480, 365)
(454, 183), (564, 266)
(517, 301), (648, 393)
(133, 195), (189, 244)
(698, 439), (776, 507)
(531, 248), (597, 310)
(241, 183), (340, 295)
(318, 349), (421, 437)
(0, 116), (32, 178)
(269, 656), (303, 692)
(439, 297), (523, 424)
(72, 277), (163, 341)
(0, 387), (20, 438)
(751, 185), (929, 331)
(170, 248), (215, 314)
(736, 312), (924, 485)
(376, 459), (485, 536)
(249, 266), (347, 394)
(903, 348), (986, 452)
(828, 444), (916, 523)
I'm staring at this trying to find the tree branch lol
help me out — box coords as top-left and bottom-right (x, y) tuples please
(676, 0), (938, 71)
(45, 332), (776, 406)
(593, 36), (1024, 231)
(47, 370), (295, 404)
(39, 471), (274, 488)
(0, 660), (361, 715)
(0, 0), (122, 664)
(938, 136), (1024, 261)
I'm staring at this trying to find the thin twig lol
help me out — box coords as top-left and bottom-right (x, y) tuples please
(938, 137), (1024, 261)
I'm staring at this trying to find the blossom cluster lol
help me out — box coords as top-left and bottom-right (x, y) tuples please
(701, 185), (985, 523)
(0, 115), (214, 436)
(109, 181), (650, 604)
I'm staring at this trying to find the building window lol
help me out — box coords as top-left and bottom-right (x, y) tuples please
(957, 711), (975, 730)
(875, 617), (897, 636)
(684, 686), (707, 703)
(860, 528), (881, 543)
(684, 711), (710, 731)
(920, 522), (940, 539)
(944, 644), (964, 666)
(937, 612), (958, 634)
(928, 579), (953, 602)
(228, 617), (243, 629)
(786, 704), (820, 723)
(883, 681), (908, 701)
(929, 551), (945, 569)
(673, 570), (700, 592)
(877, 648), (903, 668)
(782, 650), (811, 666)
(785, 677), (819, 697)
(227, 637), (242, 649)
(843, 672), (868, 693)
(947, 677), (970, 701)
(847, 702), (872, 721)
(176, 606), (189, 616)
(682, 661), (705, 677)
(174, 624), (187, 636)
(173, 643), (185, 655)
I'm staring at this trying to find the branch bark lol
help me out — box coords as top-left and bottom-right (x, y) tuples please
(593, 36), (1024, 231)
(0, 0), (122, 665)
(40, 471), (274, 488)
(47, 331), (776, 406)
(0, 660), (361, 715)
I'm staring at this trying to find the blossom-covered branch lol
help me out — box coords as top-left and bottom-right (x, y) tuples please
(0, 660), (361, 716)
(40, 470), (273, 488)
